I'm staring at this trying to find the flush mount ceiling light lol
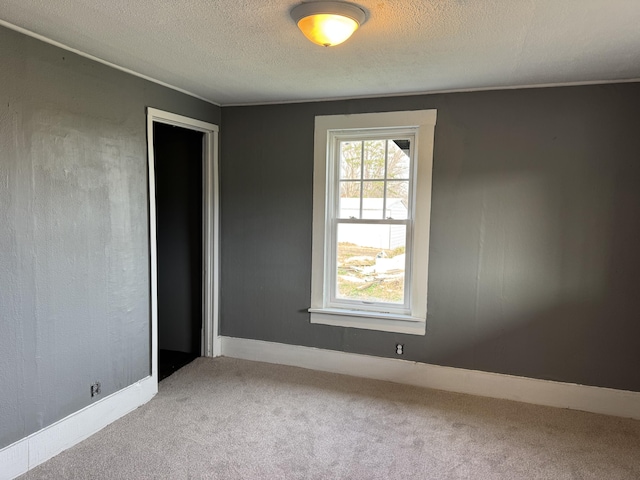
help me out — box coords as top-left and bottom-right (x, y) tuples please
(290, 1), (367, 47)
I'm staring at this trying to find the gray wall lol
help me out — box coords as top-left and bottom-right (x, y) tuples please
(220, 83), (640, 392)
(0, 25), (220, 449)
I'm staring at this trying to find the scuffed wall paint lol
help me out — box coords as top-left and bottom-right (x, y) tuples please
(0, 25), (220, 449)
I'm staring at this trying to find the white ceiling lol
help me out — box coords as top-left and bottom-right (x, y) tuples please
(1, 0), (639, 106)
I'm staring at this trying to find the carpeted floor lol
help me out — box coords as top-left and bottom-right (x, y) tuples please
(19, 357), (640, 479)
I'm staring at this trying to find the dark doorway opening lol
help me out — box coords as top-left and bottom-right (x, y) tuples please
(154, 122), (204, 381)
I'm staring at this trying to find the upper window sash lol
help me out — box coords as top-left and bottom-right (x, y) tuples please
(329, 131), (416, 219)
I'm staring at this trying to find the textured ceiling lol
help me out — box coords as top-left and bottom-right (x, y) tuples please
(1, 0), (639, 105)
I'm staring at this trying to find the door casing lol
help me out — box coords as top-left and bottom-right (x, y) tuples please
(146, 108), (220, 387)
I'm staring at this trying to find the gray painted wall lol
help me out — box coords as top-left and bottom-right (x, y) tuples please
(0, 25), (220, 449)
(220, 83), (640, 393)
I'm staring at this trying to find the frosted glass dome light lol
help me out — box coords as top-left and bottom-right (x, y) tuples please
(290, 1), (367, 47)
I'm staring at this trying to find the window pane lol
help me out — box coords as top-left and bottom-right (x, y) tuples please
(361, 181), (385, 219)
(362, 140), (386, 179)
(339, 181), (360, 219)
(336, 223), (406, 304)
(385, 181), (409, 219)
(340, 141), (361, 180)
(387, 140), (411, 179)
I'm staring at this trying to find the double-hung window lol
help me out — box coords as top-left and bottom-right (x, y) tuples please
(309, 110), (437, 335)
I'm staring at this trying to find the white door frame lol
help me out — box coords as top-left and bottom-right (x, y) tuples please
(146, 107), (221, 387)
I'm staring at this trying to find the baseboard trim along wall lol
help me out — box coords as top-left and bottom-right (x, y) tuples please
(220, 336), (640, 421)
(3, 338), (639, 479)
(0, 376), (156, 480)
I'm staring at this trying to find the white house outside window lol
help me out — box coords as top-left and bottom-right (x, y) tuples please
(309, 110), (437, 335)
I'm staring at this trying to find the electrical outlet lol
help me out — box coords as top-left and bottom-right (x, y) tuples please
(396, 343), (404, 355)
(90, 382), (101, 397)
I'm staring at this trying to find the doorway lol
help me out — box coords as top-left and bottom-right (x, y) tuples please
(147, 108), (220, 386)
(155, 122), (203, 379)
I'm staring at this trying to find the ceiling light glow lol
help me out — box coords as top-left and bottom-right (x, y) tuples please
(291, 1), (366, 47)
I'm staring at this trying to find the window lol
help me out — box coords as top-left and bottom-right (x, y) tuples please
(309, 110), (437, 335)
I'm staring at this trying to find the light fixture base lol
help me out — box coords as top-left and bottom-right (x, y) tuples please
(290, 1), (367, 25)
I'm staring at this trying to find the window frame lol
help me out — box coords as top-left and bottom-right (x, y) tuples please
(309, 110), (437, 336)
(326, 129), (417, 315)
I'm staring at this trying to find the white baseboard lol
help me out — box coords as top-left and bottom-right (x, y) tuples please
(220, 336), (640, 420)
(3, 338), (637, 479)
(0, 376), (156, 480)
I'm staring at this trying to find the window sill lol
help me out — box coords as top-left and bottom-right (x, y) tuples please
(308, 308), (426, 336)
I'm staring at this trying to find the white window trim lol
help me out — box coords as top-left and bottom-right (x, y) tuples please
(310, 110), (437, 336)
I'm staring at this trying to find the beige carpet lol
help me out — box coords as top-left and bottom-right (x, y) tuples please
(19, 357), (640, 479)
